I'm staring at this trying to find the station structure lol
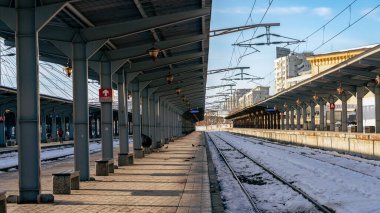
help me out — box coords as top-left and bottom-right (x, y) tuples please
(0, 0), (210, 203)
(228, 45), (380, 134)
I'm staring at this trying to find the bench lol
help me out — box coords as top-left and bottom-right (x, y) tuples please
(0, 191), (6, 213)
(52, 170), (80, 194)
(95, 159), (114, 176)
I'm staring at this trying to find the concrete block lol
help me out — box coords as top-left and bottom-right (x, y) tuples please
(0, 191), (6, 213)
(96, 160), (110, 176)
(134, 149), (144, 158)
(118, 153), (134, 166)
(52, 171), (79, 194)
(53, 175), (71, 194)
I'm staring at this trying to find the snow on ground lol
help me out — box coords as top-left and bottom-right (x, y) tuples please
(206, 134), (254, 213)
(208, 133), (319, 212)
(210, 131), (380, 213)
(0, 139), (121, 170)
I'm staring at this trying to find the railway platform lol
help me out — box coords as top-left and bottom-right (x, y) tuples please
(0, 132), (212, 213)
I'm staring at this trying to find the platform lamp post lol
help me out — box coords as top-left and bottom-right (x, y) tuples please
(0, 50), (16, 86)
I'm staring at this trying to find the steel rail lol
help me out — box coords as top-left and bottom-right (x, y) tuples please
(211, 132), (335, 213)
(206, 133), (261, 213)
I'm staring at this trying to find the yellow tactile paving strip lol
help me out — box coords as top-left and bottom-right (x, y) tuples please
(0, 132), (211, 213)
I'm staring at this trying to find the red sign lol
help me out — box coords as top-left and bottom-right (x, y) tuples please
(99, 88), (113, 103)
(329, 103), (335, 110)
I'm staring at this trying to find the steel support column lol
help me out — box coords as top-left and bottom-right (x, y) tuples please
(285, 110), (289, 130)
(302, 105), (307, 130)
(159, 100), (165, 144)
(73, 42), (90, 180)
(296, 107), (301, 130)
(117, 70), (129, 156)
(319, 101), (325, 131)
(16, 1), (41, 202)
(132, 81), (143, 157)
(51, 114), (57, 141)
(41, 112), (46, 142)
(141, 89), (149, 136)
(290, 109), (295, 130)
(310, 103), (315, 131)
(375, 87), (380, 133)
(281, 112), (285, 130)
(329, 102), (335, 132)
(356, 87), (365, 133)
(149, 95), (156, 147)
(69, 114), (73, 140)
(341, 95), (347, 132)
(100, 61), (113, 160)
(0, 116), (4, 147)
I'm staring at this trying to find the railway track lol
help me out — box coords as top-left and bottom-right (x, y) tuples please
(229, 132), (380, 180)
(205, 133), (260, 213)
(207, 132), (335, 213)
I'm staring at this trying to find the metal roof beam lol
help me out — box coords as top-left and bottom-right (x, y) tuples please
(137, 64), (206, 82)
(126, 52), (204, 74)
(81, 8), (210, 41)
(103, 34), (207, 61)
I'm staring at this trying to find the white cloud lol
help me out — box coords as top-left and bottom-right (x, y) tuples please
(312, 7), (332, 17)
(255, 6), (308, 15)
(213, 6), (252, 15)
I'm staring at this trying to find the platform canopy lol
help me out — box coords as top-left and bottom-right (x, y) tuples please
(0, 0), (211, 119)
(227, 44), (380, 119)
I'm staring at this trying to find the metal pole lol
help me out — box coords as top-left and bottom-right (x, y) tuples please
(302, 105), (307, 130)
(356, 88), (364, 133)
(341, 95), (347, 132)
(141, 88), (149, 136)
(73, 42), (90, 180)
(159, 99), (165, 145)
(319, 101), (325, 131)
(310, 103), (316, 131)
(16, 0), (41, 202)
(329, 102), (335, 132)
(41, 111), (46, 142)
(154, 95), (160, 148)
(132, 81), (143, 157)
(290, 109), (295, 130)
(375, 87), (380, 133)
(149, 94), (156, 146)
(118, 70), (128, 154)
(100, 61), (113, 160)
(51, 114), (57, 141)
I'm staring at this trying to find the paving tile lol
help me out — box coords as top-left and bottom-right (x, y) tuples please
(0, 132), (212, 213)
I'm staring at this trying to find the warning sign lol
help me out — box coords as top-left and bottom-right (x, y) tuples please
(99, 88), (113, 103)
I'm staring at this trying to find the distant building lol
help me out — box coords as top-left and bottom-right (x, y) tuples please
(274, 51), (313, 93)
(238, 86), (270, 109)
(306, 45), (376, 75)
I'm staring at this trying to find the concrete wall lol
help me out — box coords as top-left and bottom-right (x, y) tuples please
(225, 128), (380, 160)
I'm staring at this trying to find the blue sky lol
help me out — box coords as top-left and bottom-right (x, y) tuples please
(207, 0), (380, 104)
